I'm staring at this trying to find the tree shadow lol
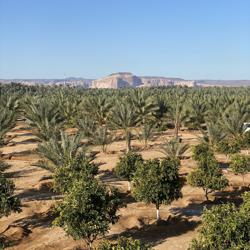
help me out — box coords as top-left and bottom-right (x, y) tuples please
(214, 186), (250, 206)
(170, 200), (212, 217)
(5, 209), (55, 232)
(108, 216), (200, 247)
(9, 138), (39, 146)
(218, 161), (230, 169)
(2, 150), (36, 160)
(11, 127), (33, 133)
(7, 168), (40, 178)
(16, 187), (61, 202)
(2, 209), (55, 247)
(171, 186), (250, 218)
(39, 175), (53, 181)
(119, 192), (137, 206)
(99, 169), (120, 183)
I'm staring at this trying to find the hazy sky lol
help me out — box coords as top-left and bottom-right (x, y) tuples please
(0, 0), (250, 79)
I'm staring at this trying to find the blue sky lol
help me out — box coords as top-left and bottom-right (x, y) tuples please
(0, 0), (249, 79)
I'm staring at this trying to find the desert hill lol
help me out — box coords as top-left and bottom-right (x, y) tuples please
(1, 74), (250, 88)
(91, 72), (196, 88)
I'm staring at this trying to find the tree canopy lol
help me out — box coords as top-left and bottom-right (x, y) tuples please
(133, 157), (182, 220)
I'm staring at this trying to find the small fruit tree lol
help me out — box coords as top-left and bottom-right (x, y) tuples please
(115, 152), (143, 192)
(230, 154), (250, 186)
(189, 192), (250, 250)
(188, 143), (228, 201)
(132, 157), (182, 221)
(53, 174), (121, 250)
(98, 237), (152, 250)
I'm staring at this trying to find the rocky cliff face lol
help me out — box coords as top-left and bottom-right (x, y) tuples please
(0, 73), (200, 88)
(91, 72), (196, 88)
(140, 77), (175, 87)
(91, 72), (142, 88)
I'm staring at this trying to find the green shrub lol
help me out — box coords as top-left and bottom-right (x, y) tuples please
(53, 176), (121, 250)
(189, 192), (250, 250)
(187, 157), (228, 201)
(115, 153), (143, 192)
(53, 154), (98, 193)
(192, 143), (215, 162)
(230, 154), (250, 186)
(132, 157), (182, 220)
(217, 140), (241, 156)
(98, 237), (152, 250)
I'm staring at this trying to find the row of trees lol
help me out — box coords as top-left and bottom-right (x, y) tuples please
(1, 83), (249, 154)
(42, 141), (250, 249)
(0, 95), (21, 248)
(31, 89), (249, 153)
(0, 83), (249, 249)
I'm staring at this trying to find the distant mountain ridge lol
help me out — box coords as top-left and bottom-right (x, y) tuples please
(1, 72), (250, 88)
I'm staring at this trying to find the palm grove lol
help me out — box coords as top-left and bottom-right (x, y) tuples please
(0, 83), (249, 249)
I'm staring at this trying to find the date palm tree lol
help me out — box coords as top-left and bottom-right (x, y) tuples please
(0, 107), (16, 145)
(109, 100), (138, 153)
(167, 91), (188, 138)
(24, 97), (64, 141)
(36, 131), (85, 172)
(129, 89), (158, 125)
(90, 126), (113, 153)
(82, 95), (113, 126)
(0, 94), (19, 112)
(55, 90), (82, 127)
(221, 100), (250, 141)
(137, 123), (155, 148)
(201, 121), (226, 151)
(160, 137), (189, 160)
(77, 116), (97, 138)
(0, 94), (19, 145)
(185, 98), (207, 130)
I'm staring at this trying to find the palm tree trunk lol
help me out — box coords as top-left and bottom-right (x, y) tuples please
(174, 116), (180, 138)
(125, 130), (131, 153)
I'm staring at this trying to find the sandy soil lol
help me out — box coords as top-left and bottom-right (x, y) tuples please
(0, 122), (249, 250)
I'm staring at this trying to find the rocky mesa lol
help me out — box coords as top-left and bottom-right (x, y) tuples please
(91, 72), (196, 88)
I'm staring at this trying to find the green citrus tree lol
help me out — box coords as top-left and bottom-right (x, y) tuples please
(53, 154), (99, 193)
(230, 154), (250, 186)
(53, 175), (121, 250)
(132, 158), (182, 221)
(187, 157), (228, 201)
(0, 173), (21, 247)
(98, 237), (152, 250)
(189, 192), (250, 250)
(115, 152), (143, 192)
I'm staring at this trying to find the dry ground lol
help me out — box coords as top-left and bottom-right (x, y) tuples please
(0, 121), (249, 250)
